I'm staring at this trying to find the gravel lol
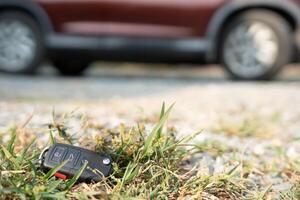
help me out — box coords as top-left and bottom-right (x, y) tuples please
(1, 64), (300, 198)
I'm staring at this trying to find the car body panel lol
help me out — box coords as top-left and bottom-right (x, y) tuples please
(34, 0), (226, 38)
(0, 0), (298, 63)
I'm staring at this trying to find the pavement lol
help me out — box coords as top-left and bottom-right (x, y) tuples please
(0, 63), (300, 101)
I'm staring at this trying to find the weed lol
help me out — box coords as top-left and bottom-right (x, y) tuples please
(0, 104), (268, 199)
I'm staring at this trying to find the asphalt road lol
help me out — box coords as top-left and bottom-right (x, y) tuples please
(0, 63), (300, 101)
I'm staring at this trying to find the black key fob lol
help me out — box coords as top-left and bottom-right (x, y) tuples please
(40, 143), (112, 182)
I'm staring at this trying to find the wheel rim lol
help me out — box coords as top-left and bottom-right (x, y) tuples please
(223, 22), (279, 78)
(0, 18), (37, 72)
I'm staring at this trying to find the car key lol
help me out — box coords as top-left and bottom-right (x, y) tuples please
(40, 143), (112, 182)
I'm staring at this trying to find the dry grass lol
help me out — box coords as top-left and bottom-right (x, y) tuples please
(213, 112), (282, 139)
(0, 104), (299, 199)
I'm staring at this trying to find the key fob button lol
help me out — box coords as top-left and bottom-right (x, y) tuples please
(51, 146), (67, 162)
(64, 149), (81, 167)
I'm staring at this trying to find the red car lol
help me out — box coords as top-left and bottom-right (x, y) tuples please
(0, 0), (299, 80)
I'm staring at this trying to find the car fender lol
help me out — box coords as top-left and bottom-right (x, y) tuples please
(206, 0), (300, 62)
(0, 0), (53, 34)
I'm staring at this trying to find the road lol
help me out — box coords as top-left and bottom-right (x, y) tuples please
(1, 63), (300, 101)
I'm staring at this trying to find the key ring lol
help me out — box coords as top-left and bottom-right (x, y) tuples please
(38, 146), (50, 165)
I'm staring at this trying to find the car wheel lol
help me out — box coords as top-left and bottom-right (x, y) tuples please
(0, 11), (43, 74)
(220, 10), (293, 80)
(53, 60), (90, 76)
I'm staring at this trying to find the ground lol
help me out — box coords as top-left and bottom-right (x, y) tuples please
(1, 63), (300, 199)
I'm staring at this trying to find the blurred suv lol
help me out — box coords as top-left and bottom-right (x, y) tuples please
(0, 0), (300, 80)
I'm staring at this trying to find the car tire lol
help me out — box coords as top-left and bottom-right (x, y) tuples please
(53, 60), (90, 76)
(0, 11), (44, 74)
(220, 10), (293, 80)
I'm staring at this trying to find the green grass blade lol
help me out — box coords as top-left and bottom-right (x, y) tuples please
(1, 145), (19, 168)
(162, 130), (202, 153)
(121, 162), (139, 186)
(44, 159), (69, 180)
(7, 128), (17, 154)
(19, 138), (36, 163)
(150, 187), (159, 200)
(157, 102), (165, 138)
(41, 191), (68, 200)
(258, 184), (272, 199)
(49, 130), (56, 145)
(143, 103), (174, 157)
(66, 161), (88, 190)
(227, 163), (240, 176)
(46, 179), (63, 192)
(27, 160), (37, 181)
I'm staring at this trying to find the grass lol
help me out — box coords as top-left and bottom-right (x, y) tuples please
(213, 112), (281, 139)
(283, 182), (300, 199)
(0, 103), (290, 199)
(194, 140), (236, 157)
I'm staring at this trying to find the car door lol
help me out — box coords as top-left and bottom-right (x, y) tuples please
(96, 0), (225, 38)
(36, 0), (225, 38)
